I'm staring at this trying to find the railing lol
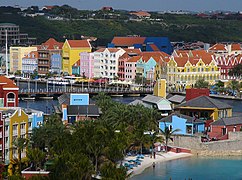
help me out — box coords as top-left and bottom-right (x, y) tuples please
(13, 130), (18, 136)
(21, 129), (26, 135)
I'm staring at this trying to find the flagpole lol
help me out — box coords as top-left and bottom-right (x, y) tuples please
(5, 29), (8, 76)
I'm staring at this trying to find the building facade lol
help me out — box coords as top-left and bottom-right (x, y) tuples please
(80, 52), (94, 79)
(22, 51), (38, 77)
(62, 39), (92, 75)
(93, 48), (125, 79)
(9, 46), (37, 73)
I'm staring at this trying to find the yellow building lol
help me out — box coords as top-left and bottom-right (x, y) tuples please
(167, 55), (220, 91)
(62, 39), (92, 75)
(175, 96), (232, 121)
(9, 46), (37, 73)
(153, 79), (166, 98)
(1, 108), (29, 165)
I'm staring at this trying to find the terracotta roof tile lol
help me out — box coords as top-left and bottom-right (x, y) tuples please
(231, 44), (242, 51)
(126, 56), (141, 63)
(111, 37), (146, 46)
(67, 40), (91, 48)
(0, 76), (18, 89)
(130, 11), (151, 17)
(23, 51), (38, 59)
(209, 44), (227, 51)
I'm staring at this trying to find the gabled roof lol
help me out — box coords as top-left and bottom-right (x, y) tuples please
(175, 96), (232, 110)
(0, 76), (18, 89)
(130, 11), (151, 17)
(23, 51), (38, 59)
(67, 40), (91, 48)
(209, 44), (227, 51)
(211, 116), (242, 126)
(41, 38), (63, 50)
(123, 48), (141, 54)
(67, 105), (100, 116)
(95, 48), (122, 53)
(129, 99), (145, 106)
(111, 37), (146, 46)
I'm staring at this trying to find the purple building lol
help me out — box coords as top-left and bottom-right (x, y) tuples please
(80, 52), (94, 78)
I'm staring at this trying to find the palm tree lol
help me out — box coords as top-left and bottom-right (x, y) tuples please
(26, 148), (46, 170)
(159, 126), (180, 152)
(12, 137), (29, 174)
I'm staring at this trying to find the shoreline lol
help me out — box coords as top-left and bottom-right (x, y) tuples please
(126, 152), (193, 178)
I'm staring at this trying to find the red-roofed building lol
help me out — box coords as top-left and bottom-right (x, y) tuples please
(209, 43), (242, 57)
(0, 76), (19, 107)
(22, 51), (38, 77)
(38, 38), (63, 75)
(130, 11), (151, 19)
(101, 7), (113, 11)
(62, 39), (92, 75)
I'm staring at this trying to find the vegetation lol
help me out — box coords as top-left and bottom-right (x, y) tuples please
(8, 93), (163, 179)
(1, 6), (242, 46)
(194, 78), (209, 88)
(229, 64), (242, 79)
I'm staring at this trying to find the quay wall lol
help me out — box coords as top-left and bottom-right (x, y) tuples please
(173, 132), (242, 156)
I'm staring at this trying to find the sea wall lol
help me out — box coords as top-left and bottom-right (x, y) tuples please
(172, 133), (242, 156)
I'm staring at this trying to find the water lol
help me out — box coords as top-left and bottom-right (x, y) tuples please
(131, 156), (242, 180)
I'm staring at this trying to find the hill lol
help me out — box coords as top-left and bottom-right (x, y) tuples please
(0, 7), (242, 46)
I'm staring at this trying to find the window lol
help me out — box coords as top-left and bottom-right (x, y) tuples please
(186, 125), (192, 134)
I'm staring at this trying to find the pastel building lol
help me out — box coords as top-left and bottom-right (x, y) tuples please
(22, 51), (38, 76)
(80, 52), (94, 78)
(0, 107), (44, 165)
(9, 46), (37, 73)
(93, 48), (125, 79)
(72, 60), (81, 75)
(62, 39), (92, 75)
(124, 56), (140, 82)
(118, 48), (141, 81)
(38, 38), (63, 75)
(167, 55), (220, 91)
(0, 76), (19, 107)
(159, 113), (205, 135)
(208, 43), (242, 57)
(58, 93), (100, 124)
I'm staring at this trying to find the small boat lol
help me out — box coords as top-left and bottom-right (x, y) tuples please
(110, 94), (123, 97)
(127, 94), (140, 97)
(22, 97), (35, 101)
(39, 96), (54, 100)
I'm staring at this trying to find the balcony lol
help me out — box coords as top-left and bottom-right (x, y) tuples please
(5, 131), (9, 137)
(21, 129), (26, 135)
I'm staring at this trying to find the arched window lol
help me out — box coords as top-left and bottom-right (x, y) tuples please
(7, 92), (15, 102)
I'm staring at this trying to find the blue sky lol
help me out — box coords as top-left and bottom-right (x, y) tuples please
(1, 0), (242, 11)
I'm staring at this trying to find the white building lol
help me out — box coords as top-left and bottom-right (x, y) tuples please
(22, 51), (38, 77)
(93, 48), (125, 79)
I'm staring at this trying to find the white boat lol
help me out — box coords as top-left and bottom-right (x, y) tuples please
(22, 97), (35, 101)
(47, 77), (70, 85)
(111, 94), (124, 97)
(39, 96), (54, 100)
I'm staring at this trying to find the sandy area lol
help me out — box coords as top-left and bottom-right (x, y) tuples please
(125, 152), (193, 178)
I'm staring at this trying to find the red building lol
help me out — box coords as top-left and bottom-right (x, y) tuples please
(0, 76), (19, 107)
(186, 88), (209, 101)
(209, 116), (242, 140)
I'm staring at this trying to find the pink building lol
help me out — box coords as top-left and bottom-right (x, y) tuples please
(124, 56), (141, 81)
(80, 52), (94, 78)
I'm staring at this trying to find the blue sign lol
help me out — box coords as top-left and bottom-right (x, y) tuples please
(70, 94), (89, 105)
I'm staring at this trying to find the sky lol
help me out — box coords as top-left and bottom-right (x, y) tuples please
(1, 0), (242, 12)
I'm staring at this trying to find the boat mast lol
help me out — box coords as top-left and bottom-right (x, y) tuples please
(5, 29), (8, 76)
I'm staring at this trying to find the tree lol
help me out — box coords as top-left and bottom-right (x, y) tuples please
(159, 126), (180, 152)
(14, 70), (22, 77)
(27, 148), (46, 170)
(11, 137), (29, 175)
(228, 80), (240, 96)
(100, 162), (127, 180)
(228, 64), (242, 79)
(194, 78), (209, 88)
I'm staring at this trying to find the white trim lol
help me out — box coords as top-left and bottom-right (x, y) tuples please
(3, 88), (19, 90)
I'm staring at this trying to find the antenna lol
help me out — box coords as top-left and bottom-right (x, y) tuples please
(5, 30), (8, 76)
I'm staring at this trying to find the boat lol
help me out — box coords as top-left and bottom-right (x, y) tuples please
(127, 94), (141, 97)
(47, 77), (70, 85)
(39, 96), (54, 100)
(110, 94), (124, 97)
(21, 97), (35, 101)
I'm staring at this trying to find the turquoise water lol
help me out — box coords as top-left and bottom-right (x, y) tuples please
(131, 156), (242, 180)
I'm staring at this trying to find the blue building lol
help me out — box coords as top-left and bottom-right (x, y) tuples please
(51, 54), (62, 74)
(109, 36), (173, 55)
(25, 108), (44, 128)
(159, 113), (205, 135)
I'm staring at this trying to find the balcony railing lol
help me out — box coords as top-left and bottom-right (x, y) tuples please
(13, 130), (18, 136)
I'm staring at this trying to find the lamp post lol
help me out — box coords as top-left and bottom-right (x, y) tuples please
(5, 29), (8, 76)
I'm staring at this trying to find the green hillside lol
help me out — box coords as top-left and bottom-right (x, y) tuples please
(0, 8), (242, 45)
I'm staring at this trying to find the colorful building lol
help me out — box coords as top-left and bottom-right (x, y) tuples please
(22, 51), (38, 77)
(124, 56), (141, 82)
(1, 107), (44, 165)
(62, 39), (92, 75)
(208, 43), (242, 57)
(159, 113), (205, 135)
(0, 76), (19, 107)
(9, 46), (37, 73)
(93, 48), (125, 79)
(153, 79), (166, 98)
(79, 52), (94, 79)
(175, 95), (232, 121)
(38, 38), (63, 75)
(209, 116), (242, 140)
(167, 54), (220, 91)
